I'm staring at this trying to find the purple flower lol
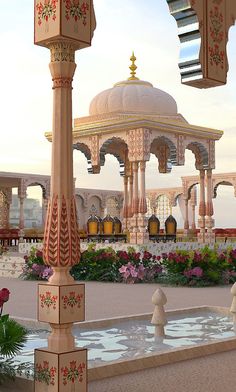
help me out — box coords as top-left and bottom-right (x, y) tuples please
(42, 267), (53, 279)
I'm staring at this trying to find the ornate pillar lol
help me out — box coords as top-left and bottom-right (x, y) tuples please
(130, 161), (139, 244)
(190, 186), (197, 232)
(127, 174), (133, 219)
(137, 161), (148, 244)
(0, 190), (11, 229)
(205, 169), (215, 243)
(122, 176), (129, 230)
(184, 198), (189, 235)
(191, 203), (196, 231)
(139, 161), (147, 214)
(198, 169), (206, 243)
(34, 3), (96, 391)
(18, 180), (27, 241)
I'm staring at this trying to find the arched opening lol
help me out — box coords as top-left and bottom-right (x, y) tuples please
(24, 184), (44, 229)
(73, 142), (92, 173)
(213, 183), (236, 228)
(156, 195), (171, 229)
(186, 142), (209, 169)
(150, 136), (177, 173)
(172, 193), (184, 229)
(88, 195), (102, 218)
(100, 137), (128, 176)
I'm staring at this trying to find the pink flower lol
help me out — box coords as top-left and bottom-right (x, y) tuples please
(137, 265), (145, 280)
(191, 267), (203, 277)
(119, 262), (138, 280)
(184, 267), (203, 278)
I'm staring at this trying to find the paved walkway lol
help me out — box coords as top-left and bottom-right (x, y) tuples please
(0, 277), (233, 320)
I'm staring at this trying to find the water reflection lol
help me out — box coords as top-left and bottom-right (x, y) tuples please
(15, 312), (235, 367)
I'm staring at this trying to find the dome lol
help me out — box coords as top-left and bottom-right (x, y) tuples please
(89, 53), (178, 116)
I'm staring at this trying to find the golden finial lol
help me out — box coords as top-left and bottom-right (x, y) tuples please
(128, 51), (139, 80)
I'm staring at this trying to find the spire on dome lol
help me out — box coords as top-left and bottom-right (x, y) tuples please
(128, 52), (139, 80)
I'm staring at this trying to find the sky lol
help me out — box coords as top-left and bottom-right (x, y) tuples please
(1, 0), (236, 227)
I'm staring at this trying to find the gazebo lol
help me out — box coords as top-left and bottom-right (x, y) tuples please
(46, 54), (223, 244)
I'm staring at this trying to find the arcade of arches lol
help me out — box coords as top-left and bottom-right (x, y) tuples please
(1, 170), (236, 243)
(46, 54), (223, 244)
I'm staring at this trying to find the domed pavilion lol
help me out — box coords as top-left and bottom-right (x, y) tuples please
(46, 53), (223, 244)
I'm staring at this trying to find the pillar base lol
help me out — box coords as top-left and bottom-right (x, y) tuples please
(136, 232), (149, 244)
(18, 229), (25, 243)
(35, 348), (87, 392)
(197, 231), (205, 243)
(183, 229), (189, 237)
(130, 232), (137, 244)
(205, 231), (215, 244)
(48, 267), (75, 285)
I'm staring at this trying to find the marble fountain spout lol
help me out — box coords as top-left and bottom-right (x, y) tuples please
(151, 288), (167, 338)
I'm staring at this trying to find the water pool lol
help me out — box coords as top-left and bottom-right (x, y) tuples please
(16, 308), (235, 368)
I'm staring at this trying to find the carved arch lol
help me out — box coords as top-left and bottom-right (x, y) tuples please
(75, 193), (85, 207)
(172, 192), (184, 207)
(23, 181), (49, 200)
(166, 0), (234, 88)
(213, 180), (235, 199)
(186, 142), (208, 169)
(100, 137), (128, 176)
(73, 142), (93, 173)
(150, 136), (177, 173)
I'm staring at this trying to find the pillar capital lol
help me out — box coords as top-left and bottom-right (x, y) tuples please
(34, 0), (96, 50)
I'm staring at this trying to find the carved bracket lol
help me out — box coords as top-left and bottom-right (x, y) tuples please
(166, 0), (236, 88)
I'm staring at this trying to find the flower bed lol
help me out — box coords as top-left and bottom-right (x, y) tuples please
(21, 245), (236, 286)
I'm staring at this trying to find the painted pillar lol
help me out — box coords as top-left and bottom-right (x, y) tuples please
(123, 176), (128, 230)
(34, 2), (96, 390)
(130, 161), (139, 244)
(128, 174), (133, 218)
(139, 161), (147, 214)
(137, 161), (149, 244)
(198, 169), (206, 243)
(205, 169), (215, 243)
(132, 162), (139, 215)
(0, 191), (10, 229)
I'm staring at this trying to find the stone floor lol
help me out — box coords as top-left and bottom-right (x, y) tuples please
(0, 277), (232, 321)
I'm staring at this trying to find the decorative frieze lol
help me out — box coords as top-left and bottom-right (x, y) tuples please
(35, 348), (87, 392)
(38, 284), (85, 324)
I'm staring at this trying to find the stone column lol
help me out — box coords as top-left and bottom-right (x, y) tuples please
(0, 191), (10, 229)
(130, 161), (139, 244)
(122, 176), (129, 230)
(139, 161), (147, 214)
(198, 169), (206, 243)
(35, 42), (86, 391)
(127, 174), (133, 226)
(137, 161), (148, 244)
(34, 2), (96, 386)
(18, 197), (25, 243)
(191, 203), (196, 231)
(205, 169), (215, 243)
(184, 198), (189, 236)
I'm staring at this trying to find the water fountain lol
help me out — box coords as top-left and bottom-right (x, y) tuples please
(6, 285), (236, 392)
